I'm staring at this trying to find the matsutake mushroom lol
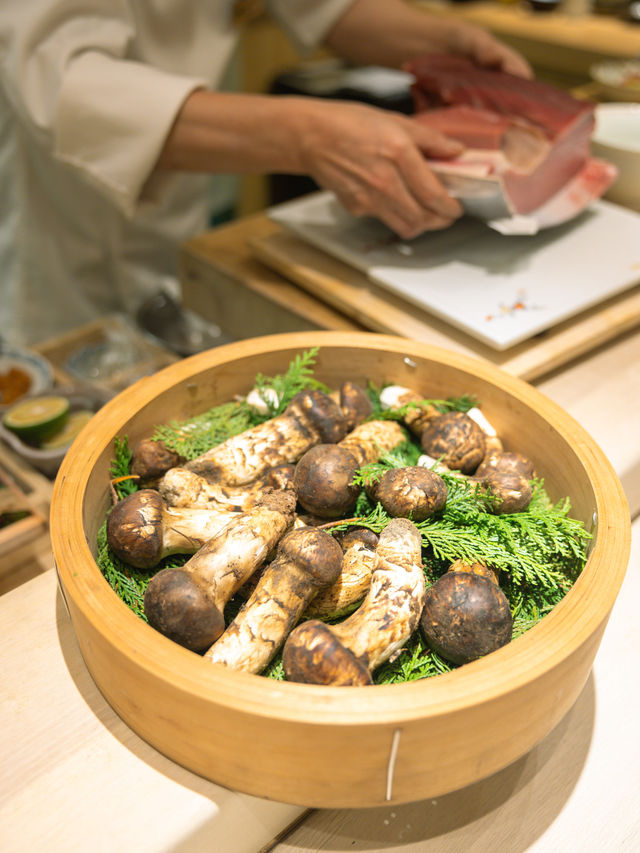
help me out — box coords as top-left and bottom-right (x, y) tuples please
(379, 385), (439, 436)
(304, 528), (379, 619)
(479, 469), (533, 514)
(157, 464), (295, 510)
(130, 438), (186, 485)
(420, 569), (513, 665)
(293, 419), (406, 518)
(339, 380), (373, 431)
(282, 518), (426, 686)
(186, 389), (347, 486)
(420, 411), (486, 474)
(204, 525), (343, 673)
(106, 489), (241, 569)
(143, 491), (296, 651)
(475, 451), (536, 481)
(366, 466), (447, 522)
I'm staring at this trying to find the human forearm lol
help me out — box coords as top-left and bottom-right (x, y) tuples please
(155, 88), (464, 238)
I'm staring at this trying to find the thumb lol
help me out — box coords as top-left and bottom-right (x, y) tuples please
(403, 116), (465, 159)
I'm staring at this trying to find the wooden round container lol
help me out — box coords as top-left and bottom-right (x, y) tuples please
(51, 332), (630, 808)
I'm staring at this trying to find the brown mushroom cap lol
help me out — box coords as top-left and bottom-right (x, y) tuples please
(339, 526), (379, 552)
(106, 489), (165, 569)
(475, 451), (536, 481)
(479, 469), (533, 514)
(277, 526), (344, 588)
(420, 411), (486, 474)
(448, 558), (499, 586)
(289, 389), (348, 444)
(370, 466), (447, 522)
(339, 381), (373, 431)
(131, 439), (185, 485)
(283, 619), (372, 685)
(144, 568), (225, 652)
(293, 444), (361, 518)
(420, 571), (513, 665)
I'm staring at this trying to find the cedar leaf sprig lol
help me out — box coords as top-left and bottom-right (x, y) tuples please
(253, 347), (329, 417)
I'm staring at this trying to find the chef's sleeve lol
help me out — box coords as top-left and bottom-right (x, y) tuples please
(265, 0), (356, 52)
(0, 1), (205, 217)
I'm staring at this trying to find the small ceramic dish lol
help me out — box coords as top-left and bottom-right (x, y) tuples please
(0, 385), (111, 478)
(0, 344), (54, 408)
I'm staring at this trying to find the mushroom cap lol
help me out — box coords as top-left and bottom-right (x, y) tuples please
(480, 469), (533, 514)
(420, 411), (486, 474)
(277, 526), (344, 588)
(420, 572), (513, 665)
(263, 464), (296, 491)
(106, 489), (165, 569)
(475, 451), (536, 481)
(339, 526), (379, 552)
(283, 620), (373, 685)
(372, 466), (447, 522)
(293, 444), (361, 518)
(339, 381), (373, 431)
(144, 568), (225, 652)
(288, 389), (347, 444)
(131, 439), (185, 484)
(448, 559), (499, 585)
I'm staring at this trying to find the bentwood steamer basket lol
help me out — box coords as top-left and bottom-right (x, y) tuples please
(50, 332), (631, 808)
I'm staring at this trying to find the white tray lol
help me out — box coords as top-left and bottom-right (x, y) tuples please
(269, 192), (640, 350)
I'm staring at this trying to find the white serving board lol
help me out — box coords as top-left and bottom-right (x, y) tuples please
(269, 192), (640, 350)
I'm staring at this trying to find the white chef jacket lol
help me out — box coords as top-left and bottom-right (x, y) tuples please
(0, 0), (353, 345)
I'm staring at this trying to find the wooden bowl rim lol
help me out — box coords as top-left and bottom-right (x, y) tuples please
(51, 331), (631, 726)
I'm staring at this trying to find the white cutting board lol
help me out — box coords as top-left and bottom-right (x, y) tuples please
(269, 192), (640, 350)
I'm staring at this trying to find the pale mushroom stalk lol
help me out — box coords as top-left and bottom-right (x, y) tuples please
(304, 534), (379, 620)
(185, 389), (347, 487)
(204, 526), (343, 673)
(143, 491), (296, 652)
(106, 489), (242, 569)
(157, 464), (295, 510)
(282, 518), (426, 686)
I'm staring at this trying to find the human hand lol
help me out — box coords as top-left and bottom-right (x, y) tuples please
(294, 99), (464, 240)
(446, 21), (533, 79)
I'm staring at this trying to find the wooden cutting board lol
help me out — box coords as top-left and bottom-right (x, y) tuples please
(249, 223), (640, 381)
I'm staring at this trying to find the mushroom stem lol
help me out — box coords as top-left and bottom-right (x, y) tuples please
(282, 518), (426, 686)
(204, 526), (343, 673)
(185, 389), (347, 486)
(106, 489), (241, 569)
(143, 491), (296, 652)
(157, 464), (295, 510)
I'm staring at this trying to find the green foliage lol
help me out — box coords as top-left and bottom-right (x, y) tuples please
(153, 400), (257, 461)
(110, 437), (139, 499)
(366, 382), (478, 422)
(374, 634), (454, 684)
(253, 347), (329, 417)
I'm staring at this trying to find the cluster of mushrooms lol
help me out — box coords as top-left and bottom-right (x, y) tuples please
(106, 380), (535, 686)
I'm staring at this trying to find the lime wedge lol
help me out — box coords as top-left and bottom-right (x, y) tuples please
(40, 409), (94, 450)
(3, 395), (70, 444)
